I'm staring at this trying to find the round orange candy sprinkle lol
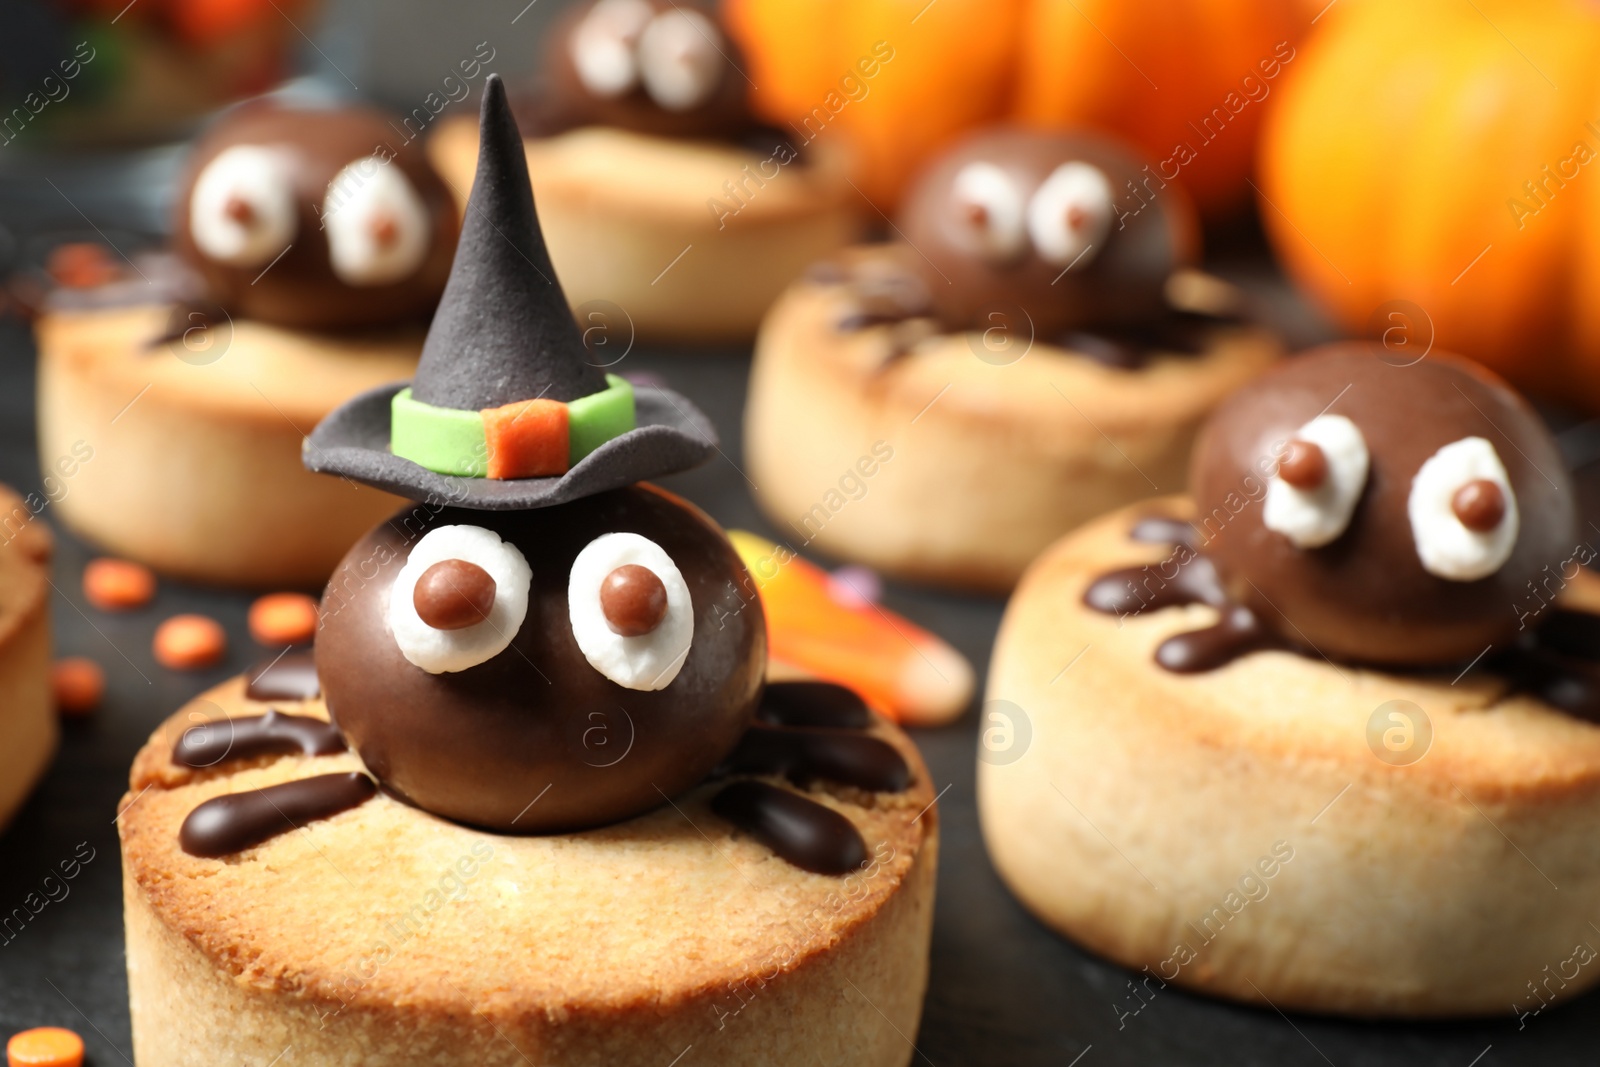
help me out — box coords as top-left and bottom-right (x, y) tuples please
(153, 615), (226, 670)
(46, 242), (117, 289)
(51, 657), (104, 717)
(248, 593), (319, 647)
(82, 558), (155, 612)
(7, 1026), (84, 1067)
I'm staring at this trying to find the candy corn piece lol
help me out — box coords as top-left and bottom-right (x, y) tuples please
(729, 531), (974, 726)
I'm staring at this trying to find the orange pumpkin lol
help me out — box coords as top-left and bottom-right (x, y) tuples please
(1012, 0), (1306, 218)
(1261, 0), (1600, 407)
(724, 0), (1026, 208)
(165, 0), (297, 45)
(726, 0), (1307, 215)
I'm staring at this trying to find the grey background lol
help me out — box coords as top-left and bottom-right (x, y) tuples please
(1, 1), (1598, 1064)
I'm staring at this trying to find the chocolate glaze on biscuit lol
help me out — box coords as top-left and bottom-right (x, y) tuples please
(516, 0), (759, 143)
(173, 101), (458, 331)
(316, 485), (766, 833)
(895, 127), (1199, 339)
(1086, 343), (1594, 691)
(1191, 345), (1574, 666)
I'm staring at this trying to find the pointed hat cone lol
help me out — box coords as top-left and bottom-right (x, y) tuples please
(411, 74), (605, 408)
(301, 74), (717, 510)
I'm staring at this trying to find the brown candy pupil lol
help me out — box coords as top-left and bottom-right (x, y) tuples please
(413, 559), (497, 630)
(600, 564), (668, 637)
(224, 195), (256, 227)
(1277, 438), (1329, 490)
(1452, 479), (1506, 532)
(961, 200), (990, 227)
(371, 213), (399, 249)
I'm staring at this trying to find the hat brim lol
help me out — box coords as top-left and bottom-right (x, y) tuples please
(303, 381), (718, 510)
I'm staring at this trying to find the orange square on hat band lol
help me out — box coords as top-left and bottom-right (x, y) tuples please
(482, 398), (570, 479)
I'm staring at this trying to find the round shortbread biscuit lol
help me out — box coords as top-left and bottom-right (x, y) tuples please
(980, 498), (1600, 1016)
(120, 675), (937, 1066)
(0, 484), (53, 834)
(428, 119), (857, 344)
(36, 303), (416, 587)
(744, 261), (1281, 592)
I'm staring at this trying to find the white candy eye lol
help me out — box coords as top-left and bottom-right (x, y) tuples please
(568, 533), (693, 691)
(188, 145), (297, 268)
(950, 161), (1027, 261)
(322, 157), (431, 287)
(389, 526), (532, 674)
(1408, 437), (1519, 581)
(1027, 162), (1113, 267)
(571, 0), (654, 98)
(1262, 414), (1370, 548)
(638, 9), (724, 112)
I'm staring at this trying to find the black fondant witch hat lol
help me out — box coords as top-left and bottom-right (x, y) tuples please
(303, 74), (715, 510)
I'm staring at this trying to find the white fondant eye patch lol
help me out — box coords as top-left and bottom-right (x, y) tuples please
(571, 0), (654, 99)
(950, 161), (1027, 261)
(1408, 436), (1519, 581)
(1027, 162), (1113, 267)
(188, 145), (297, 268)
(322, 157), (431, 287)
(389, 526), (532, 674)
(638, 8), (724, 112)
(1262, 414), (1369, 548)
(568, 532), (693, 691)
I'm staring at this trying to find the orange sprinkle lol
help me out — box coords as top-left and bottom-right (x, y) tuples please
(153, 615), (226, 670)
(51, 657), (104, 717)
(83, 558), (155, 612)
(248, 593), (318, 647)
(46, 242), (117, 289)
(7, 1026), (84, 1067)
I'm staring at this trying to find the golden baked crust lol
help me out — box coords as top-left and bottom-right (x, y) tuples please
(428, 118), (858, 343)
(980, 498), (1600, 1016)
(121, 676), (937, 1065)
(37, 304), (423, 426)
(35, 305), (416, 587)
(744, 259), (1282, 592)
(0, 483), (50, 644)
(0, 483), (54, 834)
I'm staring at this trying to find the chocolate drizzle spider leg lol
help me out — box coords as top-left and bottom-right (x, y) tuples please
(712, 780), (868, 875)
(718, 724), (910, 792)
(1488, 612), (1600, 721)
(1084, 524), (1282, 672)
(170, 705), (377, 858)
(709, 681), (913, 873)
(180, 772), (377, 858)
(245, 651), (322, 702)
(173, 709), (345, 768)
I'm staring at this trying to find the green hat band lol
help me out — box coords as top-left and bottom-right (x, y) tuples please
(391, 374), (635, 478)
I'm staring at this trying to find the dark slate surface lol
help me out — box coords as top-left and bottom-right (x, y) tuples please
(1, 255), (1598, 1066)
